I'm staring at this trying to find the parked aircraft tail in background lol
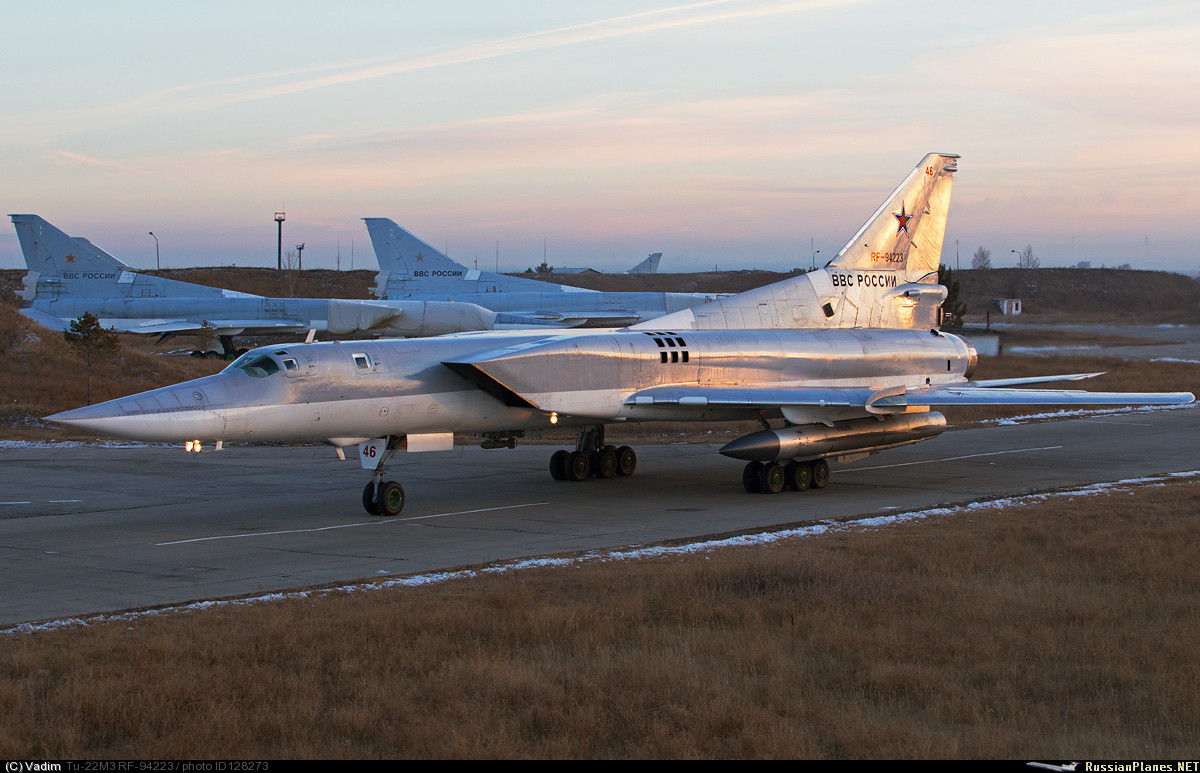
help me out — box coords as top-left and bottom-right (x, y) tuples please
(363, 217), (724, 328)
(626, 253), (661, 274)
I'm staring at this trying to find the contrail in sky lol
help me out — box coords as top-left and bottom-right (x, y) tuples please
(181, 0), (870, 107)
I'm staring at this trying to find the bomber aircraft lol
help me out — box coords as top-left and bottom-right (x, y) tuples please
(10, 215), (569, 358)
(48, 154), (1195, 516)
(365, 218), (719, 327)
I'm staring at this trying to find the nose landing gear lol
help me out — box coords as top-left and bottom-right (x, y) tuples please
(360, 436), (406, 516)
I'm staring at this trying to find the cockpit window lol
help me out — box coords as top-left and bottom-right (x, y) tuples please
(282, 358), (298, 371)
(237, 355), (281, 378)
(353, 353), (372, 370)
(225, 352), (255, 371)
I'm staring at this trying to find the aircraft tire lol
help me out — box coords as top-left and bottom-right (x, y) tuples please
(759, 462), (785, 494)
(567, 451), (590, 481)
(362, 482), (381, 515)
(811, 459), (830, 489)
(593, 447), (618, 478)
(616, 446), (637, 476)
(742, 461), (764, 493)
(785, 461), (812, 491)
(549, 450), (570, 480)
(378, 481), (406, 516)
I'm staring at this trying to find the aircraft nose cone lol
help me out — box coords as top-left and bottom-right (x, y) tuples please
(47, 387), (225, 442)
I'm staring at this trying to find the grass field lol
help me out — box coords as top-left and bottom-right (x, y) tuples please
(2, 475), (1197, 758)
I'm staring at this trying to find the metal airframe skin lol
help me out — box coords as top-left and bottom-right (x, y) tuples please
(48, 327), (980, 443)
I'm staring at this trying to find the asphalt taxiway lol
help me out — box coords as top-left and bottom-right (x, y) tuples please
(2, 406), (1197, 627)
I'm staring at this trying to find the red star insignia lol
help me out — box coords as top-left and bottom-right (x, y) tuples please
(893, 203), (911, 235)
(65, 253), (76, 263)
(415, 252), (425, 263)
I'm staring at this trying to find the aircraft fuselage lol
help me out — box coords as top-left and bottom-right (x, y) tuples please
(52, 327), (976, 444)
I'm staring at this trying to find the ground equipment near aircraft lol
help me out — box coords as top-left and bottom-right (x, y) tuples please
(364, 218), (719, 328)
(46, 154), (1196, 515)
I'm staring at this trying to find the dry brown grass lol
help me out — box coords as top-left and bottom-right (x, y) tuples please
(956, 267), (1200, 325)
(997, 328), (1165, 349)
(1, 478), (1197, 758)
(0, 304), (225, 439)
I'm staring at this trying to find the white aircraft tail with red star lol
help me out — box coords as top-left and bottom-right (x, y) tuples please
(630, 152), (958, 332)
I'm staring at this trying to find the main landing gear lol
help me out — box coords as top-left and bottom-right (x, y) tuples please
(548, 425), (637, 482)
(361, 436), (406, 516)
(741, 458), (830, 494)
(190, 335), (247, 361)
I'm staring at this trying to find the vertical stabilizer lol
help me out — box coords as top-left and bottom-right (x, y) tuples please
(630, 153), (958, 332)
(827, 152), (957, 282)
(627, 252), (662, 274)
(363, 218), (468, 275)
(9, 214), (228, 302)
(11, 215), (130, 276)
(363, 217), (588, 298)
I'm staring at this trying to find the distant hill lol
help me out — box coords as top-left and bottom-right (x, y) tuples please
(950, 268), (1200, 324)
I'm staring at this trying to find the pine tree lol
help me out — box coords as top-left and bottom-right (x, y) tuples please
(938, 265), (967, 330)
(63, 312), (120, 405)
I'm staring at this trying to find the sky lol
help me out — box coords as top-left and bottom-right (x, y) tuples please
(2, 0), (1199, 275)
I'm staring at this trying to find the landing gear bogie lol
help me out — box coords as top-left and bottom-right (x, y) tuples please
(744, 458), (831, 494)
(548, 426), (636, 483)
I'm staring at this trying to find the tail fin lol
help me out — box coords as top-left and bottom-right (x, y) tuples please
(11, 214), (130, 275)
(11, 214), (134, 300)
(10, 214), (231, 303)
(363, 218), (469, 275)
(627, 252), (662, 274)
(827, 152), (957, 280)
(630, 153), (958, 332)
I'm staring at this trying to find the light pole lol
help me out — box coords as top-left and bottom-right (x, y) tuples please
(811, 249), (820, 271)
(1011, 248), (1019, 267)
(295, 243), (305, 270)
(275, 212), (286, 269)
(148, 231), (159, 270)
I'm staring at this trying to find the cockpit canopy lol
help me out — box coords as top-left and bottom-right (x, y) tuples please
(234, 354), (279, 378)
(225, 347), (297, 378)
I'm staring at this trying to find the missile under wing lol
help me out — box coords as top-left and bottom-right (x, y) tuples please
(48, 154), (1195, 517)
(10, 215), (529, 357)
(364, 218), (719, 328)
